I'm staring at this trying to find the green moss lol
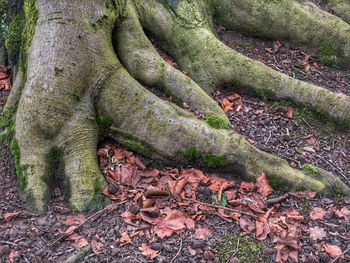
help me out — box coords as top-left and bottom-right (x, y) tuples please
(218, 234), (270, 263)
(183, 147), (200, 160)
(19, 0), (38, 71)
(86, 181), (106, 212)
(268, 175), (289, 192)
(204, 154), (229, 168)
(10, 139), (26, 190)
(254, 88), (276, 100)
(4, 14), (24, 64)
(205, 113), (230, 129)
(96, 111), (113, 133)
(0, 107), (15, 142)
(110, 127), (156, 155)
(317, 42), (341, 67)
(301, 163), (321, 179)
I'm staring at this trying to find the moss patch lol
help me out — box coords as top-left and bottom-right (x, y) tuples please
(204, 154), (229, 168)
(317, 42), (341, 67)
(268, 175), (289, 192)
(205, 113), (230, 129)
(301, 163), (321, 179)
(96, 111), (113, 134)
(218, 234), (270, 263)
(10, 139), (26, 190)
(183, 147), (201, 160)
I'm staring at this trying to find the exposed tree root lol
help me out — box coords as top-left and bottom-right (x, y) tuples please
(3, 0), (350, 212)
(321, 0), (350, 24)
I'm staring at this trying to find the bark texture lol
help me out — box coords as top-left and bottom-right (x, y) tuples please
(1, 0), (350, 212)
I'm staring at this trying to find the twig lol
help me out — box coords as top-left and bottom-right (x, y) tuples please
(0, 240), (17, 247)
(227, 237), (240, 263)
(50, 201), (126, 246)
(316, 154), (350, 185)
(267, 193), (289, 205)
(169, 236), (183, 263)
(330, 247), (350, 263)
(183, 198), (257, 218)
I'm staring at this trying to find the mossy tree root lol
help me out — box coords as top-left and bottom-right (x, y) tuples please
(116, 1), (227, 120)
(5, 0), (350, 213)
(137, 0), (350, 127)
(98, 64), (350, 196)
(320, 0), (350, 24)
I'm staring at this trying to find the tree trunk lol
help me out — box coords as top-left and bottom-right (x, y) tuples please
(1, 0), (350, 212)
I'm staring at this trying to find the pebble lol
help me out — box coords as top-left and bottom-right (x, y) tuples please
(203, 250), (215, 261)
(162, 243), (173, 253)
(150, 242), (162, 251)
(192, 240), (206, 249)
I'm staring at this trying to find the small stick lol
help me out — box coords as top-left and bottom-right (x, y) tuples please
(330, 247), (350, 263)
(0, 240), (18, 247)
(267, 193), (289, 205)
(169, 236), (183, 263)
(182, 198), (257, 218)
(50, 201), (126, 246)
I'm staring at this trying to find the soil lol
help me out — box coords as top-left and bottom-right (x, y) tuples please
(1, 11), (350, 263)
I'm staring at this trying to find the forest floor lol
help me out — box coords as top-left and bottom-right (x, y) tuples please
(1, 25), (350, 263)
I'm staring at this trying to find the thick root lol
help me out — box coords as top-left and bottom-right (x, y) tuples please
(57, 92), (106, 211)
(99, 64), (350, 196)
(137, 1), (350, 126)
(116, 2), (226, 120)
(321, 0), (350, 24)
(213, 0), (350, 66)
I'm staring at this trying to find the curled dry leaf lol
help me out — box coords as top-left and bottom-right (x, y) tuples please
(323, 243), (342, 258)
(117, 231), (133, 245)
(309, 207), (326, 220)
(139, 243), (159, 260)
(239, 181), (255, 193)
(309, 227), (327, 241)
(188, 246), (197, 256)
(256, 173), (273, 198)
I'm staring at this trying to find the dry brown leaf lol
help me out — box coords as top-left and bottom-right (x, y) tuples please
(287, 106), (294, 118)
(239, 181), (255, 193)
(256, 216), (270, 240)
(188, 246), (197, 256)
(65, 225), (78, 235)
(139, 243), (159, 259)
(193, 226), (212, 240)
(8, 250), (19, 263)
(323, 243), (342, 258)
(1, 211), (21, 222)
(239, 216), (255, 233)
(91, 236), (105, 255)
(256, 173), (273, 198)
(309, 207), (326, 220)
(118, 231), (133, 245)
(309, 227), (327, 241)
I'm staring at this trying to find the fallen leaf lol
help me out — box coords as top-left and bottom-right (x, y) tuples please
(256, 173), (273, 198)
(118, 231), (133, 245)
(309, 207), (326, 220)
(323, 243), (342, 258)
(309, 227), (327, 241)
(239, 216), (255, 233)
(91, 236), (105, 255)
(8, 250), (19, 263)
(193, 226), (212, 240)
(1, 212), (21, 222)
(188, 246), (196, 256)
(65, 225), (78, 235)
(287, 106), (294, 118)
(139, 243), (159, 259)
(239, 181), (255, 193)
